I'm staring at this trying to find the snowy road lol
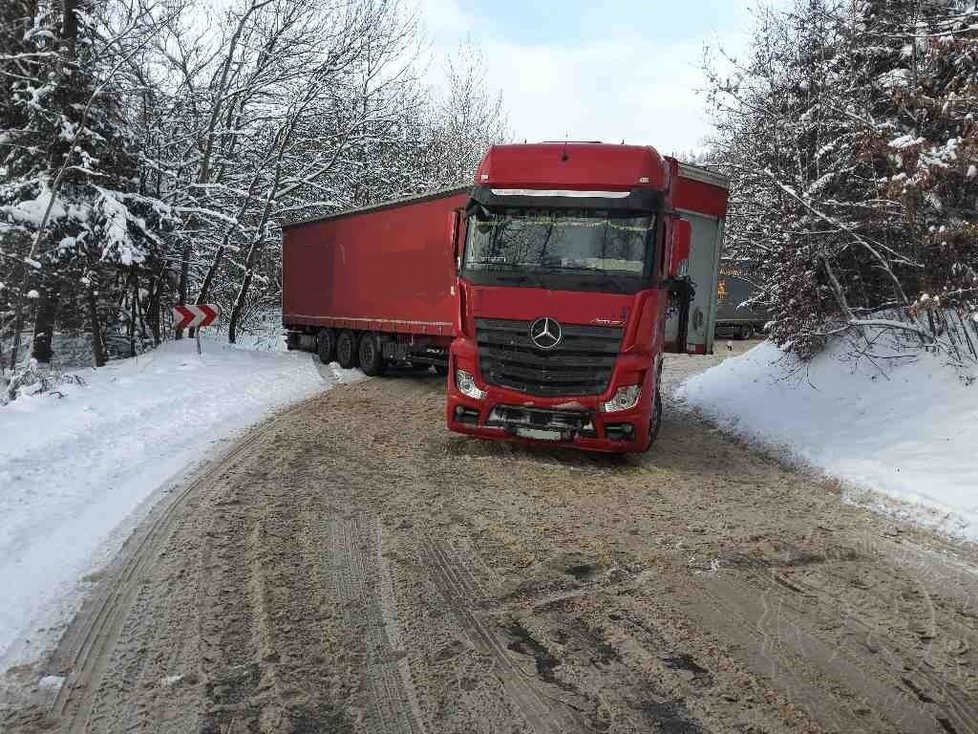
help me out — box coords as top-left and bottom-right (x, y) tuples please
(4, 349), (978, 733)
(0, 339), (357, 674)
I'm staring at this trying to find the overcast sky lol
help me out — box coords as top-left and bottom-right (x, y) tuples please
(417, 0), (770, 155)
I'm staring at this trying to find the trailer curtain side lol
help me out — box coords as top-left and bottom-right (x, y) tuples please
(282, 189), (468, 337)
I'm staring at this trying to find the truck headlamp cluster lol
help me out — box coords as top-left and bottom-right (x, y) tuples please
(601, 385), (641, 413)
(455, 369), (486, 400)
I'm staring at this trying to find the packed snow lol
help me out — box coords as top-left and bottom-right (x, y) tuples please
(0, 336), (356, 670)
(678, 339), (978, 541)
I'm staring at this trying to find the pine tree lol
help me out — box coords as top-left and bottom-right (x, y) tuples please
(1, 0), (171, 369)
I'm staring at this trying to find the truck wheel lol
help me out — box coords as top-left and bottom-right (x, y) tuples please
(644, 390), (663, 451)
(358, 333), (387, 376)
(336, 330), (358, 369)
(317, 329), (336, 364)
(745, 325), (755, 340)
(434, 364), (448, 377)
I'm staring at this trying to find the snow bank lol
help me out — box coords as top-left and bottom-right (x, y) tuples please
(0, 338), (355, 669)
(677, 340), (978, 541)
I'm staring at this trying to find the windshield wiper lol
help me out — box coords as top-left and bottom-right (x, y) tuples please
(539, 265), (641, 275)
(537, 266), (640, 293)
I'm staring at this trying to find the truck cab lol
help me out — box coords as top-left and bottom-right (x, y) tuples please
(446, 142), (723, 453)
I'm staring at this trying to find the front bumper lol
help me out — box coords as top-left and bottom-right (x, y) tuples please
(446, 374), (651, 454)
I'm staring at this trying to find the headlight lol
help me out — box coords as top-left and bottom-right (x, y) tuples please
(601, 385), (641, 412)
(455, 369), (486, 400)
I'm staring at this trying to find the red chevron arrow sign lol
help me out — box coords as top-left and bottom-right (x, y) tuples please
(172, 304), (220, 330)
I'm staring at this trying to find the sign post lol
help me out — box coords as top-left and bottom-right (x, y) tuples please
(172, 304), (221, 354)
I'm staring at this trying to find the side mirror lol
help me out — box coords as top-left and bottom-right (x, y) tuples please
(669, 218), (691, 278)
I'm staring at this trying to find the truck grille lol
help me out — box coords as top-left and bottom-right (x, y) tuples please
(475, 318), (622, 397)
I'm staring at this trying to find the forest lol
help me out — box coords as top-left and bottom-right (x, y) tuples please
(2, 0), (977, 388)
(0, 0), (505, 378)
(707, 0), (978, 366)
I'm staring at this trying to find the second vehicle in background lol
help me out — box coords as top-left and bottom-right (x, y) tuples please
(714, 260), (769, 340)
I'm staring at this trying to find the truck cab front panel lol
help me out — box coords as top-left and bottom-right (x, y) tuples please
(446, 284), (663, 453)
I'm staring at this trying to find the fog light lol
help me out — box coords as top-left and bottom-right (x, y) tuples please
(455, 369), (486, 400)
(601, 385), (641, 412)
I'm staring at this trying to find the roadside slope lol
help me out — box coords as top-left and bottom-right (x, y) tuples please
(677, 339), (978, 540)
(0, 339), (351, 672)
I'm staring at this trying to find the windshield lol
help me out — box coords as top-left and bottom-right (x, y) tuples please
(463, 208), (656, 276)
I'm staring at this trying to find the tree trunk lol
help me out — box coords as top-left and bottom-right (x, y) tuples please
(227, 265), (251, 344)
(176, 237), (191, 339)
(133, 272), (149, 343)
(30, 277), (60, 364)
(147, 269), (162, 345)
(129, 271), (138, 357)
(86, 284), (107, 367)
(8, 296), (26, 369)
(8, 257), (32, 369)
(227, 234), (266, 344)
(62, 0), (78, 50)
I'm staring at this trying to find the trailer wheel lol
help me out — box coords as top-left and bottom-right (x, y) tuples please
(644, 390), (663, 451)
(358, 333), (387, 376)
(317, 329), (336, 364)
(336, 330), (358, 369)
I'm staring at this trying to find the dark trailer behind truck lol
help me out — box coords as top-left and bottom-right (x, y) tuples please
(714, 261), (769, 339)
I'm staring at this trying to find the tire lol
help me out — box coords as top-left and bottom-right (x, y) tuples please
(745, 325), (755, 340)
(317, 329), (336, 364)
(644, 390), (663, 451)
(336, 330), (358, 369)
(357, 333), (387, 376)
(434, 364), (449, 377)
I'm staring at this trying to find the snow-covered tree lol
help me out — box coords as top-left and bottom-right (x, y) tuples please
(1, 0), (507, 372)
(1, 0), (172, 369)
(706, 0), (977, 363)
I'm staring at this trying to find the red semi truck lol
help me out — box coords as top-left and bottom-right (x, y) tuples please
(283, 142), (728, 453)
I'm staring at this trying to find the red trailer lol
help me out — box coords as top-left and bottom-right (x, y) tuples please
(283, 142), (728, 453)
(282, 189), (468, 372)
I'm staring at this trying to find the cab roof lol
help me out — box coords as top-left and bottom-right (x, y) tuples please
(474, 142), (668, 192)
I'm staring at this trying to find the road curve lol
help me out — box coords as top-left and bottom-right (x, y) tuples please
(4, 351), (978, 733)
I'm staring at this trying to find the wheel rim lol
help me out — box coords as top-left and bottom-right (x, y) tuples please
(339, 335), (352, 364)
(319, 332), (333, 360)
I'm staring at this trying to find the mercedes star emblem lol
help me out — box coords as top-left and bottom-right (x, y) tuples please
(529, 317), (563, 350)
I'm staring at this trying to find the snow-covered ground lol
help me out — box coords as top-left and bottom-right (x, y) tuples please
(678, 339), (978, 541)
(0, 336), (356, 670)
